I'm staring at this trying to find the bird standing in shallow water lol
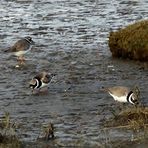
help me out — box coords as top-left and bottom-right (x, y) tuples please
(102, 86), (140, 105)
(5, 36), (35, 65)
(29, 72), (55, 93)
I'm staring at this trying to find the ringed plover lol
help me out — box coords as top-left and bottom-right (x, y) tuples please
(29, 72), (55, 92)
(102, 86), (139, 105)
(6, 36), (35, 64)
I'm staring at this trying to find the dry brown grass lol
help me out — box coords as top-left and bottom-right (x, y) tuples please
(102, 106), (148, 147)
(0, 112), (21, 148)
(109, 20), (148, 61)
(104, 106), (148, 131)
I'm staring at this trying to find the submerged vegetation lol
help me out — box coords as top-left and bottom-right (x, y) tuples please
(109, 20), (148, 61)
(0, 112), (21, 148)
(37, 122), (55, 141)
(1, 107), (148, 147)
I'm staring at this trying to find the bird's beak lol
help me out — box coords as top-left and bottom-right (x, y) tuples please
(134, 100), (139, 105)
(50, 74), (57, 83)
(31, 40), (35, 45)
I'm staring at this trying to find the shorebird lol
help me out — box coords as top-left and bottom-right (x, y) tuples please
(29, 71), (55, 93)
(102, 86), (140, 105)
(5, 36), (35, 64)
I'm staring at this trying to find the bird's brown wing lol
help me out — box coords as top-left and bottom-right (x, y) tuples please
(34, 72), (52, 83)
(34, 72), (44, 80)
(107, 86), (129, 97)
(11, 40), (29, 52)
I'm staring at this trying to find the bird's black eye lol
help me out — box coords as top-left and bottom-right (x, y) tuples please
(26, 36), (32, 41)
(28, 37), (32, 41)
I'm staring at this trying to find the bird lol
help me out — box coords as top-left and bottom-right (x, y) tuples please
(5, 36), (35, 64)
(29, 72), (55, 92)
(101, 86), (140, 105)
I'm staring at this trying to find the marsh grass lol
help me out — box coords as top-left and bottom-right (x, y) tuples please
(104, 106), (148, 131)
(109, 20), (148, 61)
(101, 106), (148, 147)
(0, 112), (21, 148)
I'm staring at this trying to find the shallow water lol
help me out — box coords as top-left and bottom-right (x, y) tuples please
(0, 0), (148, 147)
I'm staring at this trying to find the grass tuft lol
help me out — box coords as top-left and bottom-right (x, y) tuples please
(0, 112), (21, 148)
(104, 106), (148, 131)
(109, 20), (148, 61)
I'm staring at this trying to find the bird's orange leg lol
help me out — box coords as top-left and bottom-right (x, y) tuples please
(17, 56), (26, 65)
